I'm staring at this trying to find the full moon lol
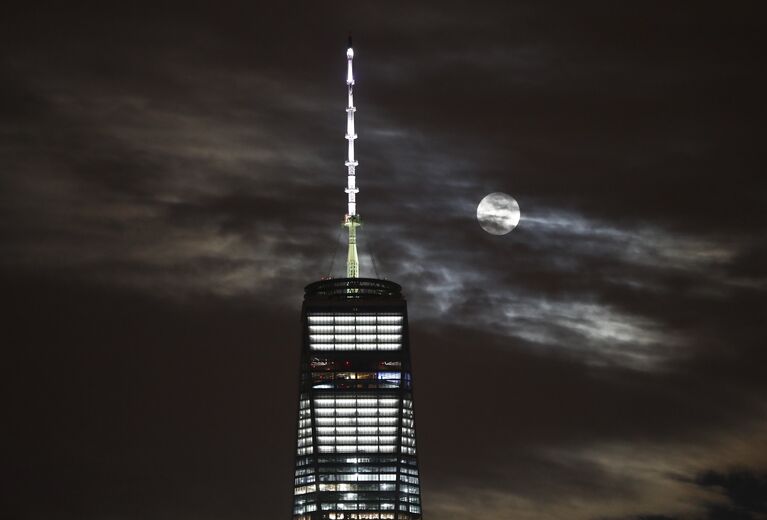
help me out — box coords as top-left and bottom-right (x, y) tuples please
(477, 192), (521, 235)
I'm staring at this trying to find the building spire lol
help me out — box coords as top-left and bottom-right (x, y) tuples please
(344, 35), (361, 278)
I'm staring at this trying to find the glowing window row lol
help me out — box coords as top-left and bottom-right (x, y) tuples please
(318, 446), (398, 454)
(320, 503), (396, 511)
(326, 514), (396, 519)
(311, 343), (402, 351)
(308, 315), (403, 325)
(309, 325), (402, 334)
(317, 436), (398, 445)
(318, 465), (397, 474)
(313, 483), (397, 492)
(314, 408), (399, 417)
(315, 398), (400, 407)
(316, 417), (399, 426)
(294, 493), (421, 511)
(313, 372), (401, 382)
(312, 493), (399, 502)
(325, 456), (401, 464)
(304, 435), (413, 446)
(310, 334), (402, 343)
(316, 427), (398, 435)
(298, 437), (415, 455)
(316, 473), (398, 482)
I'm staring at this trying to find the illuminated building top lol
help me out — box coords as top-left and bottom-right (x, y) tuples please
(290, 39), (423, 520)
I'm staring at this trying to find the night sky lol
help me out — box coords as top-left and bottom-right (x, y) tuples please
(3, 3), (766, 519)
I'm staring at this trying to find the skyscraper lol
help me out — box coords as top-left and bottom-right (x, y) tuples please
(291, 39), (423, 520)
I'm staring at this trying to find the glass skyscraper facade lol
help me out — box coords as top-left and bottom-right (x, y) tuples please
(292, 278), (422, 520)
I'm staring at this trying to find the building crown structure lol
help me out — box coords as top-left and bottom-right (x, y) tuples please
(290, 39), (424, 520)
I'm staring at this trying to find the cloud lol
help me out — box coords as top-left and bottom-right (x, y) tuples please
(2, 2), (765, 519)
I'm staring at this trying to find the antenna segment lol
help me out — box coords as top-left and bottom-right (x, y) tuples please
(344, 36), (361, 278)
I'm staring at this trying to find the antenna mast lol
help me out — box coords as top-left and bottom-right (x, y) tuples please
(344, 36), (361, 278)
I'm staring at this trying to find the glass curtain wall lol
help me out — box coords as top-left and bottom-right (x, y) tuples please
(292, 280), (422, 520)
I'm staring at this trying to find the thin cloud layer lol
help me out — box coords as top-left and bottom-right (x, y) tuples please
(2, 2), (766, 519)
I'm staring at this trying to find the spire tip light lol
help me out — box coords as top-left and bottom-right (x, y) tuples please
(344, 37), (360, 278)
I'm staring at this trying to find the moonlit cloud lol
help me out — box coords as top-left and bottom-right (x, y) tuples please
(2, 3), (766, 520)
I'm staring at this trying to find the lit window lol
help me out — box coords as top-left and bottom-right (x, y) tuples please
(377, 316), (403, 324)
(377, 325), (402, 333)
(294, 484), (317, 495)
(355, 325), (377, 333)
(309, 325), (334, 333)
